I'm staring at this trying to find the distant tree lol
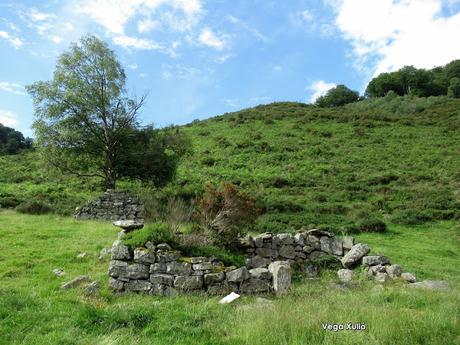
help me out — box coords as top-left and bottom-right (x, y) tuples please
(447, 77), (460, 98)
(315, 85), (360, 107)
(27, 35), (188, 189)
(0, 124), (33, 155)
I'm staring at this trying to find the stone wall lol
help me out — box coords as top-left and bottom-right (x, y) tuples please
(108, 229), (353, 296)
(75, 189), (144, 222)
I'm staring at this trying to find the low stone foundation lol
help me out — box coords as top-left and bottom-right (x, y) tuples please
(75, 189), (144, 222)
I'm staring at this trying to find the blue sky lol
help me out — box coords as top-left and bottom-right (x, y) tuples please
(1, 0), (460, 136)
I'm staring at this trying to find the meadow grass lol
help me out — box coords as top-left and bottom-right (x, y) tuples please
(0, 210), (458, 345)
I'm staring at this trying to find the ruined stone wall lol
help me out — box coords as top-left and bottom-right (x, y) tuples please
(108, 229), (354, 296)
(75, 189), (144, 222)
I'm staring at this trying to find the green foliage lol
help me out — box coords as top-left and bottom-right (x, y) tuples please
(122, 222), (176, 248)
(314, 84), (360, 107)
(365, 60), (460, 97)
(447, 77), (460, 98)
(179, 245), (245, 267)
(0, 124), (33, 155)
(26, 35), (146, 189)
(16, 200), (53, 215)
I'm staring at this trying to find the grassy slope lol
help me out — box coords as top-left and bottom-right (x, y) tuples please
(0, 210), (459, 345)
(4, 96), (459, 233)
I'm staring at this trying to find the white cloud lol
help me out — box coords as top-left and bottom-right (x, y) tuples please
(113, 34), (163, 50)
(291, 9), (336, 37)
(225, 15), (268, 42)
(20, 8), (65, 44)
(327, 0), (460, 76)
(0, 82), (26, 95)
(128, 63), (138, 70)
(137, 18), (160, 33)
(0, 109), (19, 127)
(199, 27), (226, 50)
(0, 30), (23, 48)
(308, 80), (336, 103)
(273, 65), (282, 72)
(215, 54), (233, 63)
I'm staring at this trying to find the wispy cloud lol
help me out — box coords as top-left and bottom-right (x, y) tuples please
(226, 15), (269, 42)
(308, 80), (336, 103)
(19, 7), (66, 44)
(0, 109), (19, 127)
(290, 9), (336, 38)
(0, 30), (23, 48)
(0, 81), (26, 95)
(326, 0), (460, 76)
(199, 27), (227, 50)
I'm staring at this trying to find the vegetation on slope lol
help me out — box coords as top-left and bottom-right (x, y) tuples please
(1, 95), (460, 233)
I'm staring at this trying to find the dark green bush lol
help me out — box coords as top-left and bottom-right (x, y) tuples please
(356, 217), (387, 233)
(16, 201), (53, 215)
(122, 222), (177, 248)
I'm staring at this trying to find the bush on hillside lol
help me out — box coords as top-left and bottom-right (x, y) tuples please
(315, 85), (360, 107)
(16, 200), (53, 215)
(0, 124), (33, 155)
(194, 182), (259, 248)
(447, 77), (460, 98)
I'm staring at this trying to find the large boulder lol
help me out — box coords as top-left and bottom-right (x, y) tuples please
(341, 243), (370, 267)
(407, 280), (448, 291)
(386, 264), (402, 279)
(268, 261), (291, 296)
(362, 256), (390, 266)
(337, 269), (354, 283)
(227, 267), (250, 283)
(111, 240), (131, 260)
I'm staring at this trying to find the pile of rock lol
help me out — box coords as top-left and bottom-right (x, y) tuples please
(108, 240), (291, 296)
(74, 189), (144, 222)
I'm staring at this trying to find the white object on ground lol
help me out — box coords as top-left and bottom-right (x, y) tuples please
(219, 292), (240, 304)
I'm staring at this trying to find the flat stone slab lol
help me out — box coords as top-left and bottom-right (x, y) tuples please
(407, 280), (449, 291)
(113, 220), (144, 231)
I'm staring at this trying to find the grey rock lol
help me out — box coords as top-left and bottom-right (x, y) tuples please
(240, 278), (270, 294)
(238, 235), (254, 248)
(145, 241), (156, 250)
(407, 280), (448, 291)
(268, 261), (291, 296)
(174, 275), (203, 291)
(368, 264), (387, 275)
(254, 233), (272, 247)
(227, 267), (250, 283)
(401, 272), (416, 283)
(77, 252), (87, 259)
(125, 280), (152, 292)
(249, 268), (272, 280)
(342, 236), (354, 250)
(98, 248), (112, 261)
(337, 269), (354, 283)
(246, 256), (271, 269)
(320, 237), (342, 256)
(302, 245), (315, 254)
(341, 243), (370, 267)
(113, 220), (144, 231)
(156, 251), (181, 263)
(190, 257), (207, 264)
(166, 262), (192, 276)
(52, 268), (65, 277)
(374, 272), (391, 283)
(117, 231), (126, 239)
(279, 245), (296, 259)
(362, 256), (390, 266)
(306, 229), (334, 237)
(84, 281), (101, 294)
(133, 248), (156, 264)
(150, 274), (174, 286)
(157, 243), (172, 251)
(108, 277), (124, 291)
(386, 264), (402, 279)
(305, 235), (321, 249)
(108, 260), (128, 278)
(150, 262), (166, 273)
(294, 233), (305, 246)
(150, 284), (178, 297)
(193, 262), (214, 271)
(126, 263), (149, 279)
(277, 233), (294, 245)
(255, 247), (278, 258)
(308, 251), (326, 260)
(61, 275), (92, 289)
(204, 272), (225, 286)
(111, 240), (131, 260)
(207, 281), (238, 296)
(295, 251), (307, 260)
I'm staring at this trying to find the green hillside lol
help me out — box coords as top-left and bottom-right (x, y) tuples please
(1, 95), (460, 233)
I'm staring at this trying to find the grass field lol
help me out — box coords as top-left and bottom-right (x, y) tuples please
(1, 210), (459, 345)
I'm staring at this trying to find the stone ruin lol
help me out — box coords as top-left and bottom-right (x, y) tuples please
(108, 226), (424, 297)
(74, 189), (144, 222)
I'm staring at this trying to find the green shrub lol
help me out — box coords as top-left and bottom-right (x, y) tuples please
(356, 217), (387, 233)
(16, 201), (53, 215)
(315, 85), (360, 107)
(391, 209), (434, 225)
(122, 222), (177, 248)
